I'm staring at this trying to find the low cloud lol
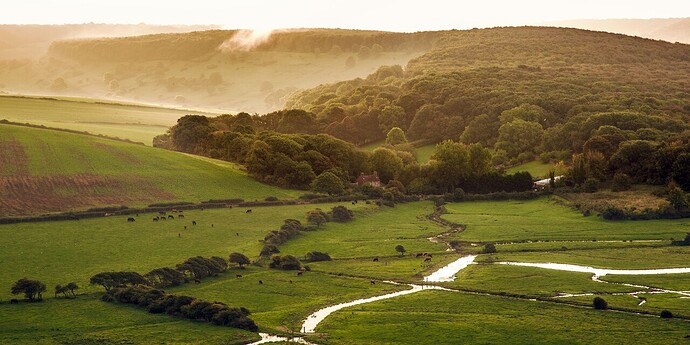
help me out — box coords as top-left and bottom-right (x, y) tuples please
(219, 29), (275, 52)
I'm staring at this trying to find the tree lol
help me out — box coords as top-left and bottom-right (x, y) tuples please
(369, 148), (404, 184)
(395, 245), (406, 256)
(229, 252), (251, 268)
(460, 114), (499, 147)
(495, 119), (544, 159)
(170, 115), (214, 154)
(660, 310), (674, 318)
(311, 172), (345, 195)
(429, 140), (470, 192)
(55, 284), (68, 298)
(145, 268), (187, 288)
(11, 278), (46, 301)
(593, 297), (608, 310)
(499, 104), (547, 124)
(611, 172), (633, 192)
(306, 209), (328, 228)
(667, 186), (688, 211)
(65, 282), (79, 297)
(385, 127), (408, 146)
(330, 206), (353, 222)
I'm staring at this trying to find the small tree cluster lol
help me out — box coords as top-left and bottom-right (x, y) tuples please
(593, 297), (608, 310)
(90, 272), (147, 292)
(260, 219), (304, 256)
(229, 252), (251, 268)
(304, 251), (332, 262)
(176, 256), (227, 280)
(395, 245), (406, 256)
(11, 278), (46, 301)
(144, 268), (188, 288)
(482, 243), (497, 254)
(269, 255), (302, 270)
(54, 282), (79, 298)
(103, 284), (257, 331)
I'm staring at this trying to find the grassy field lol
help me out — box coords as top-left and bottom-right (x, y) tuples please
(0, 95), (219, 144)
(604, 272), (690, 291)
(564, 293), (690, 319)
(505, 160), (555, 179)
(0, 202), (373, 300)
(478, 247), (690, 269)
(316, 290), (690, 345)
(446, 264), (633, 296)
(443, 197), (690, 242)
(0, 294), (258, 344)
(278, 202), (447, 258)
(0, 123), (300, 216)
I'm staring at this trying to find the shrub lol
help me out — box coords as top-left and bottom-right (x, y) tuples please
(593, 297), (608, 310)
(260, 245), (280, 256)
(583, 178), (599, 193)
(264, 196), (279, 201)
(660, 310), (673, 318)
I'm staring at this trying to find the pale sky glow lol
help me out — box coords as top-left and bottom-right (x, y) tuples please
(3, 0), (690, 31)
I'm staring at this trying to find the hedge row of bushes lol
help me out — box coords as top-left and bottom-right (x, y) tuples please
(102, 284), (258, 331)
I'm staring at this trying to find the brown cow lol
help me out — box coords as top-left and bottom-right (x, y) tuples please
(373, 257), (379, 262)
(297, 271), (303, 277)
(127, 217), (135, 222)
(194, 278), (201, 284)
(424, 257), (432, 262)
(168, 215), (174, 220)
(178, 214), (185, 219)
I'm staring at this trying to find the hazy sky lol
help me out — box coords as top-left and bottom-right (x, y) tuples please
(4, 0), (690, 31)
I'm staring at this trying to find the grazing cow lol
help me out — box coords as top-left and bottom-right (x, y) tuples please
(337, 273), (342, 276)
(427, 254), (433, 258)
(184, 226), (187, 230)
(297, 271), (303, 277)
(178, 214), (185, 219)
(159, 211), (166, 216)
(373, 257), (379, 262)
(10, 299), (18, 304)
(178, 233), (181, 237)
(289, 280), (293, 284)
(211, 224), (214, 228)
(351, 201), (356, 205)
(194, 278), (201, 284)
(127, 217), (135, 222)
(168, 215), (174, 220)
(236, 274), (242, 278)
(160, 217), (166, 221)
(236, 232), (240, 236)
(424, 257), (432, 262)
(258, 280), (263, 285)
(192, 220), (197, 226)
(153, 217), (159, 222)
(415, 253), (424, 258)
(246, 209), (252, 213)
(370, 280), (376, 285)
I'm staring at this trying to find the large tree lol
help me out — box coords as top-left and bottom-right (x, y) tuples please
(495, 119), (544, 158)
(311, 172), (345, 195)
(11, 278), (46, 301)
(229, 252), (251, 268)
(369, 147), (404, 184)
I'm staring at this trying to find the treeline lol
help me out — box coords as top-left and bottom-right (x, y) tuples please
(155, 115), (534, 195)
(48, 29), (436, 63)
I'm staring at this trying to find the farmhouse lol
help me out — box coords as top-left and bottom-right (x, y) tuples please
(356, 171), (383, 188)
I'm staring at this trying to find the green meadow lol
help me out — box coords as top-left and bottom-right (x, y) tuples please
(316, 290), (690, 345)
(506, 160), (556, 179)
(443, 197), (690, 242)
(0, 95), (219, 144)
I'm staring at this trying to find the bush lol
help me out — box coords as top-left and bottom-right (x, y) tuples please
(602, 207), (627, 220)
(304, 251), (332, 262)
(660, 310), (673, 318)
(611, 173), (633, 192)
(330, 206), (353, 222)
(482, 243), (497, 254)
(593, 297), (608, 310)
(264, 196), (279, 201)
(583, 178), (599, 193)
(260, 244), (280, 256)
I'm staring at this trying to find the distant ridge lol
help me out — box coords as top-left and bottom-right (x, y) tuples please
(544, 17), (690, 44)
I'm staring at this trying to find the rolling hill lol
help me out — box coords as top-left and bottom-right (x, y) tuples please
(546, 17), (690, 44)
(0, 95), (219, 145)
(0, 28), (435, 113)
(0, 123), (300, 217)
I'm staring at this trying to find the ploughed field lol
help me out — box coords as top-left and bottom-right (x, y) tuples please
(1, 195), (689, 344)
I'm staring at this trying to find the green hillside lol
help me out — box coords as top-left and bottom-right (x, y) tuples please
(0, 95), (219, 145)
(0, 123), (299, 216)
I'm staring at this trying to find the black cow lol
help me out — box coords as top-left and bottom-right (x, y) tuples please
(194, 278), (201, 284)
(153, 217), (159, 222)
(178, 214), (185, 219)
(168, 215), (174, 220)
(236, 274), (242, 278)
(127, 217), (135, 222)
(370, 280), (376, 285)
(246, 209), (252, 213)
(297, 271), (303, 277)
(10, 299), (18, 304)
(258, 280), (263, 285)
(192, 220), (197, 226)
(373, 257), (379, 262)
(424, 257), (432, 262)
